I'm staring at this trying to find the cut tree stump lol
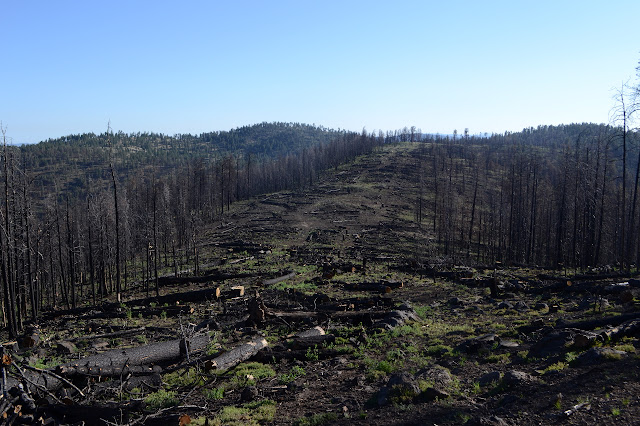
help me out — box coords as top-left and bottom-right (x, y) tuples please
(225, 286), (245, 298)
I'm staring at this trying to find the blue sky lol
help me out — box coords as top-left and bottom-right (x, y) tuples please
(1, 1), (639, 144)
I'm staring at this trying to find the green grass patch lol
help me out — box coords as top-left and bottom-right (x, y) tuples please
(484, 353), (510, 364)
(279, 365), (306, 384)
(144, 389), (179, 410)
(164, 367), (205, 388)
(294, 412), (339, 426)
(231, 362), (276, 387)
(203, 386), (225, 400)
(212, 399), (277, 426)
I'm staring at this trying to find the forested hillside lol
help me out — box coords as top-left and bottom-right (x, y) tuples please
(18, 122), (345, 199)
(0, 121), (639, 339)
(411, 123), (639, 269)
(0, 122), (378, 337)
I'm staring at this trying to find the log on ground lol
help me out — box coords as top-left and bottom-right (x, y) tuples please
(57, 334), (209, 376)
(207, 336), (268, 371)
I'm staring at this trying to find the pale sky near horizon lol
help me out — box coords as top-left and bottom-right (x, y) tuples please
(1, 1), (639, 145)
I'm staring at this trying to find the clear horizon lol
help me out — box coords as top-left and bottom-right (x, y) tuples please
(1, 1), (639, 145)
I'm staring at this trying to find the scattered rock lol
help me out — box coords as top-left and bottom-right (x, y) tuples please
(478, 371), (502, 387)
(241, 386), (259, 402)
(448, 297), (464, 306)
(377, 372), (420, 406)
(619, 290), (635, 304)
(514, 301), (529, 311)
(572, 347), (627, 366)
(572, 332), (600, 349)
(502, 370), (535, 387)
(498, 340), (519, 349)
(498, 301), (513, 309)
(528, 330), (575, 358)
(467, 415), (509, 426)
(415, 366), (452, 387)
(457, 334), (500, 354)
(372, 302), (419, 331)
(534, 302), (549, 311)
(419, 387), (450, 402)
(56, 341), (77, 355)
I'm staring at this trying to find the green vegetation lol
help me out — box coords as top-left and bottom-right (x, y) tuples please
(164, 367), (205, 388)
(195, 399), (277, 426)
(144, 390), (179, 410)
(231, 362), (276, 387)
(294, 412), (339, 426)
(203, 386), (225, 400)
(279, 365), (306, 384)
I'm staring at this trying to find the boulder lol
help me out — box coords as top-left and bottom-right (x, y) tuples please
(419, 387), (450, 402)
(572, 347), (627, 366)
(534, 302), (549, 311)
(456, 334), (500, 354)
(467, 415), (509, 426)
(377, 372), (420, 406)
(478, 371), (502, 387)
(502, 370), (535, 387)
(498, 301), (513, 309)
(56, 341), (77, 355)
(416, 366), (452, 388)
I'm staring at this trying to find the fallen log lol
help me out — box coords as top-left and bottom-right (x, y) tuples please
(556, 312), (640, 331)
(57, 334), (209, 376)
(157, 271), (256, 286)
(294, 326), (325, 338)
(272, 309), (389, 319)
(598, 319), (640, 341)
(40, 401), (138, 426)
(57, 364), (162, 378)
(206, 336), (268, 371)
(262, 272), (297, 286)
(124, 287), (222, 307)
(288, 334), (335, 350)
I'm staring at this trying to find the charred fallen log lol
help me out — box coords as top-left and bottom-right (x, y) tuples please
(57, 334), (209, 377)
(206, 336), (269, 371)
(158, 271), (256, 287)
(261, 272), (297, 286)
(556, 312), (640, 331)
